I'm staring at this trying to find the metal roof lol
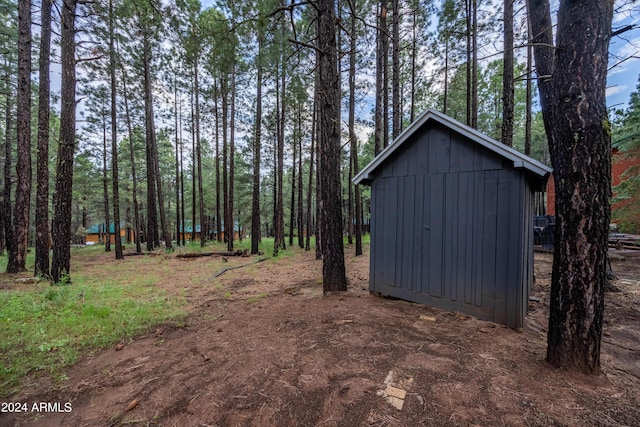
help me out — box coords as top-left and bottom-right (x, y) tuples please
(353, 109), (552, 186)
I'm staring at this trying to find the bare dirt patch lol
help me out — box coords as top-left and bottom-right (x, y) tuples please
(2, 246), (639, 426)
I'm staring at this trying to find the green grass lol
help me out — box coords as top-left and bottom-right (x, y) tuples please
(246, 293), (268, 304)
(0, 274), (185, 397)
(0, 235), (368, 397)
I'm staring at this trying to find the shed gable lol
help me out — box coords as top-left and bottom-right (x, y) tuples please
(377, 123), (505, 179)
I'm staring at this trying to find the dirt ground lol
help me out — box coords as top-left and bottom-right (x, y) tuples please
(2, 244), (639, 427)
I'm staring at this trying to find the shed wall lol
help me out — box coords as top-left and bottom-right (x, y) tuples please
(369, 124), (533, 328)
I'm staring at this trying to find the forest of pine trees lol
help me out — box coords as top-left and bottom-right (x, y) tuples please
(0, 0), (639, 372)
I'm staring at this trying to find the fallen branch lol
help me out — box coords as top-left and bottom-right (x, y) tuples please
(177, 250), (244, 259)
(211, 257), (269, 279)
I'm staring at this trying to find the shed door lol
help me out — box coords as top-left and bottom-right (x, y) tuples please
(371, 171), (499, 323)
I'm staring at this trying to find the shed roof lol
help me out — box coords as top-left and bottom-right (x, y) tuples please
(353, 109), (552, 189)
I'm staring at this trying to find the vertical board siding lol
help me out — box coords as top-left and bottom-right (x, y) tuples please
(384, 177), (398, 288)
(414, 177), (425, 293)
(420, 174), (431, 295)
(481, 170), (498, 313)
(429, 173), (445, 297)
(368, 123), (535, 328)
(403, 176), (416, 292)
(472, 170), (485, 308)
(444, 172), (458, 302)
(460, 172), (475, 305)
(370, 178), (382, 291)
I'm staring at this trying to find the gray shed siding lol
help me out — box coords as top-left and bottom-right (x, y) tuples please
(369, 123), (535, 328)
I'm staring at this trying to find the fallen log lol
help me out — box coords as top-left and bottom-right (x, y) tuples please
(124, 251), (162, 257)
(176, 250), (244, 259)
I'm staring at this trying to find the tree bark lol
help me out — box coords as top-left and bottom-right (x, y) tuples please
(289, 133), (296, 247)
(297, 104), (304, 249)
(119, 51), (142, 253)
(305, 87), (315, 252)
(348, 0), (363, 257)
(191, 76), (197, 243)
(528, 0), (613, 373)
(195, 59), (205, 247)
(466, 0), (471, 126)
(317, 0), (347, 292)
(35, 0), (52, 277)
(143, 33), (172, 251)
(410, 6), (417, 124)
(8, 0), (32, 274)
(51, 0), (77, 283)
(144, 35), (158, 251)
(179, 105), (186, 246)
(222, 77), (229, 245)
(251, 34), (263, 255)
(391, 0), (401, 138)
(109, 0), (123, 260)
(274, 34), (286, 256)
(174, 75), (181, 246)
(374, 1), (387, 155)
(471, 0), (478, 128)
(1, 74), (12, 257)
(525, 12), (533, 156)
(228, 64), (236, 252)
(102, 106), (111, 252)
(501, 0), (514, 147)
(214, 83), (222, 243)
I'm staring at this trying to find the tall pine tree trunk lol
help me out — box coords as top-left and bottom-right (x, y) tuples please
(297, 105), (304, 249)
(51, 0), (77, 283)
(251, 36), (262, 255)
(214, 84), (222, 243)
(317, 0), (347, 292)
(109, 0), (123, 259)
(391, 0), (400, 138)
(191, 83), (196, 243)
(305, 90), (315, 252)
(374, 1), (387, 155)
(0, 78), (12, 256)
(174, 76), (181, 246)
(102, 109), (111, 252)
(228, 65), (236, 252)
(179, 109), (186, 246)
(274, 44), (286, 256)
(35, 0), (52, 277)
(348, 1), (363, 256)
(8, 0), (32, 274)
(222, 77), (229, 245)
(410, 6), (417, 124)
(501, 0), (514, 147)
(314, 65), (322, 260)
(143, 34), (171, 251)
(289, 137), (296, 247)
(194, 60), (205, 247)
(528, 0), (613, 373)
(120, 56), (142, 253)
(144, 34), (158, 250)
(525, 14), (533, 156)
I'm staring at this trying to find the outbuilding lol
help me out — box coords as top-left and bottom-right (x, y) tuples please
(353, 109), (552, 328)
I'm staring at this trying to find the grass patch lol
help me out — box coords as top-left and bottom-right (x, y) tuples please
(246, 293), (268, 304)
(0, 276), (185, 397)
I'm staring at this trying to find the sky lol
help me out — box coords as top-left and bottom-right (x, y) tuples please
(56, 0), (640, 141)
(607, 5), (640, 111)
(198, 0), (640, 112)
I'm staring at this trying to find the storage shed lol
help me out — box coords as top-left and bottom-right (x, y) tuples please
(353, 109), (552, 328)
